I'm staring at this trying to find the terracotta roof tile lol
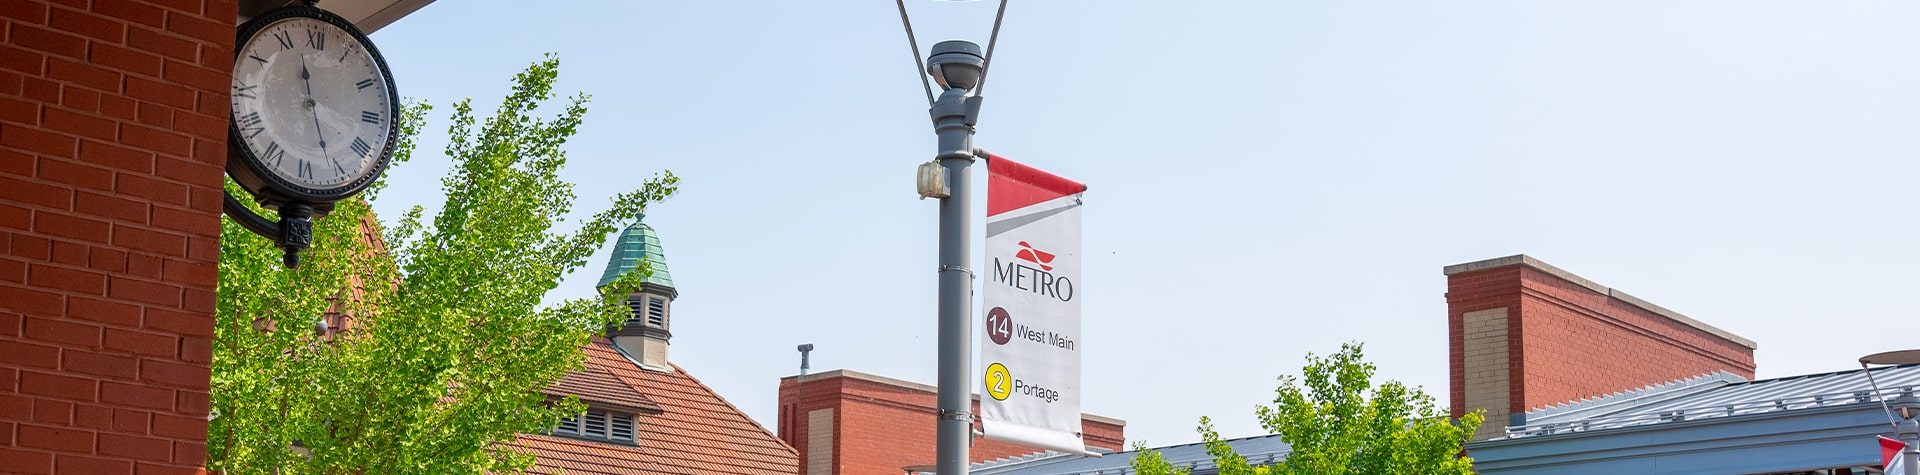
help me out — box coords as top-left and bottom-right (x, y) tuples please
(509, 434), (655, 475)
(548, 365), (664, 414)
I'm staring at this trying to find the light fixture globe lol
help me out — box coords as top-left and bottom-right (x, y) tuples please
(1895, 395), (1920, 421)
(927, 40), (985, 91)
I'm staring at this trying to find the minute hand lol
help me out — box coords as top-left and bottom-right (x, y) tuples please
(301, 57), (327, 155)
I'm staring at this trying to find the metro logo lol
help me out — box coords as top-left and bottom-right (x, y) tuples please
(1014, 241), (1056, 271)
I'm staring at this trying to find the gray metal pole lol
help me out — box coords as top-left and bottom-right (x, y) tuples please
(927, 40), (986, 475)
(1900, 419), (1920, 475)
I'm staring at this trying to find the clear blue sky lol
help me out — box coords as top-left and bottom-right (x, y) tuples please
(368, 1), (1920, 447)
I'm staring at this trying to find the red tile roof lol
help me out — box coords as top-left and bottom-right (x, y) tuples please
(517, 337), (797, 475)
(548, 365), (663, 414)
(512, 434), (652, 475)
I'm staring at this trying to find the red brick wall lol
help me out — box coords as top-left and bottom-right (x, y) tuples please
(1512, 267), (1754, 411)
(0, 0), (232, 473)
(1446, 265), (1522, 420)
(1447, 257), (1757, 423)
(778, 372), (1125, 474)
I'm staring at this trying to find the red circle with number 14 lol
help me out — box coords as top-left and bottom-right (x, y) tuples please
(986, 307), (1012, 345)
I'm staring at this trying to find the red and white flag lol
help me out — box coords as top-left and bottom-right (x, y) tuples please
(1884, 436), (1907, 474)
(979, 154), (1090, 455)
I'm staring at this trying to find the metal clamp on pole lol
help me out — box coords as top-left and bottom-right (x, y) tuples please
(937, 409), (973, 421)
(937, 265), (974, 279)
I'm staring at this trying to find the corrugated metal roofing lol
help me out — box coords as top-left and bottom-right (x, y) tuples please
(968, 435), (1290, 475)
(1507, 364), (1920, 438)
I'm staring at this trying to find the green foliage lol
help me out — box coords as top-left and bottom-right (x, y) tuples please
(1131, 342), (1482, 475)
(210, 55), (678, 473)
(1129, 440), (1188, 475)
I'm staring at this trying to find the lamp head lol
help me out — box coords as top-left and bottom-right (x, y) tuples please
(797, 343), (814, 352)
(927, 40), (985, 91)
(1863, 349), (1920, 366)
(1894, 395), (1920, 421)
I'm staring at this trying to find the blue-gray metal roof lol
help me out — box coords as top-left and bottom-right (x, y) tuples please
(1504, 364), (1920, 439)
(966, 435), (1289, 475)
(1470, 365), (1920, 473)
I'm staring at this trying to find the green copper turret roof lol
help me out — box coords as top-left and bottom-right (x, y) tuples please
(596, 217), (674, 290)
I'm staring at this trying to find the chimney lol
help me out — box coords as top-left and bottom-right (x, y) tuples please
(596, 218), (678, 371)
(1445, 255), (1757, 440)
(797, 344), (814, 375)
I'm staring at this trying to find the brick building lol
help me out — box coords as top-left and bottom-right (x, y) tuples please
(1440, 256), (1894, 473)
(1444, 254), (1757, 440)
(778, 369), (1125, 474)
(0, 1), (317, 472)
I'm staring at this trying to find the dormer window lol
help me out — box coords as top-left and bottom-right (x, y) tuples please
(552, 409), (637, 445)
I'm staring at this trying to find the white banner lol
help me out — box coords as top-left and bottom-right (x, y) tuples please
(980, 154), (1090, 455)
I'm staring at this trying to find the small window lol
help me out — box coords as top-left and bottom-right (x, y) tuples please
(610, 414), (635, 442)
(625, 300), (647, 327)
(552, 410), (636, 445)
(584, 411), (609, 438)
(645, 297), (667, 328)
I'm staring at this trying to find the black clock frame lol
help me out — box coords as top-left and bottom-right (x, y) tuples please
(224, 4), (400, 268)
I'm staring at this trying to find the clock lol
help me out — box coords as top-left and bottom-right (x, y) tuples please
(223, 3), (399, 268)
(227, 4), (398, 209)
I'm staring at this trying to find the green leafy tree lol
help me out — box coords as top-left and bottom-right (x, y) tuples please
(1131, 342), (1482, 475)
(211, 55), (678, 473)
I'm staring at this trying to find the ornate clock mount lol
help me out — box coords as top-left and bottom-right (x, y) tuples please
(222, 193), (320, 268)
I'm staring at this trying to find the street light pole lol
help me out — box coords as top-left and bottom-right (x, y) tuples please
(1892, 395), (1920, 475)
(1904, 420), (1920, 475)
(926, 40), (986, 475)
(1861, 351), (1920, 475)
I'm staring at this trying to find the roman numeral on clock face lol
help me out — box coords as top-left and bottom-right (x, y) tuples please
(274, 30), (295, 50)
(234, 84), (258, 99)
(307, 29), (324, 50)
(350, 137), (372, 157)
(262, 142), (285, 166)
(361, 111), (380, 124)
(238, 111), (264, 138)
(356, 78), (375, 91)
(297, 160), (313, 179)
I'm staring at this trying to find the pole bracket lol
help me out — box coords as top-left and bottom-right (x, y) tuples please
(937, 265), (974, 279)
(938, 409), (973, 421)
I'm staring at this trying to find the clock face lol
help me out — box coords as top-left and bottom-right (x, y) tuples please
(231, 14), (395, 195)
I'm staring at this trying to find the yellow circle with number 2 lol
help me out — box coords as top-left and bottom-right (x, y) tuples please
(984, 363), (1012, 401)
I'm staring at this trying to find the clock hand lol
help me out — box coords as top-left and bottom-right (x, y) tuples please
(300, 57), (328, 156)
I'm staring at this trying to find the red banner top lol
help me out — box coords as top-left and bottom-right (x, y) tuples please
(986, 153), (1087, 217)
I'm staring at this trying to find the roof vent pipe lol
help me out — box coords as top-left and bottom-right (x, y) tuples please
(797, 343), (814, 375)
